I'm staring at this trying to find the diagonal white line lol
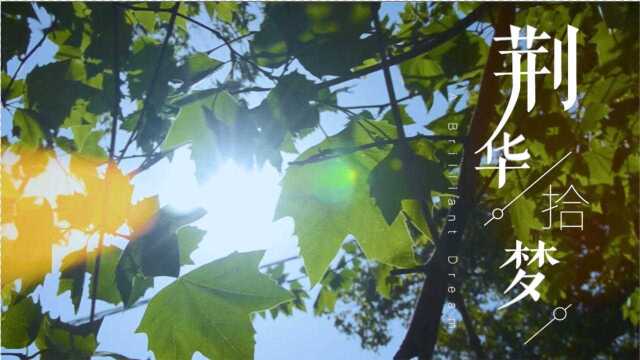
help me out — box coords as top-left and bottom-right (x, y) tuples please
(524, 318), (555, 345)
(504, 151), (573, 210)
(483, 152), (573, 227)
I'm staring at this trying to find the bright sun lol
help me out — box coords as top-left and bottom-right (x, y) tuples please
(149, 148), (294, 264)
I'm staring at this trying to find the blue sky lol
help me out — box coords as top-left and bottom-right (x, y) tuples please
(2, 3), (457, 359)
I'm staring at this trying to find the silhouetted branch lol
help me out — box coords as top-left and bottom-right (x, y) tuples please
(117, 3), (180, 162)
(1, 24), (55, 106)
(394, 6), (514, 359)
(288, 135), (465, 167)
(452, 291), (486, 359)
(314, 5), (488, 91)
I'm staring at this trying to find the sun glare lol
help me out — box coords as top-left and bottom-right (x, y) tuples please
(155, 149), (292, 262)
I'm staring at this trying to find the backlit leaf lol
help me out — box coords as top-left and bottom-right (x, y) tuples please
(137, 251), (293, 360)
(275, 119), (417, 284)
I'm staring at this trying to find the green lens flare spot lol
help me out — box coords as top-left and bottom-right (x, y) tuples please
(310, 159), (358, 204)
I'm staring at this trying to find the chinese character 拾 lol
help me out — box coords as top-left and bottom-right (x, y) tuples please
(541, 184), (589, 230)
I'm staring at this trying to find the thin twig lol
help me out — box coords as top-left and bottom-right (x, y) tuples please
(314, 5), (487, 91)
(119, 4), (276, 81)
(205, 31), (256, 54)
(288, 135), (464, 166)
(390, 265), (429, 276)
(1, 24), (55, 106)
(336, 92), (421, 111)
(452, 290), (486, 359)
(117, 3), (180, 162)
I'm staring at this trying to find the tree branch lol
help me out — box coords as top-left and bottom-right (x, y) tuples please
(90, 5), (124, 323)
(205, 31), (257, 55)
(107, 4), (122, 160)
(288, 135), (464, 167)
(337, 92), (421, 112)
(117, 3), (180, 162)
(452, 291), (485, 359)
(119, 4), (276, 81)
(394, 6), (514, 359)
(314, 5), (488, 91)
(1, 24), (55, 106)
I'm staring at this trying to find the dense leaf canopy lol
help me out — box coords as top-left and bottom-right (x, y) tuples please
(1, 2), (638, 360)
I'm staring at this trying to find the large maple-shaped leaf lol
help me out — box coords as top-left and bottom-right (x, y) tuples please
(275, 118), (417, 285)
(137, 251), (293, 360)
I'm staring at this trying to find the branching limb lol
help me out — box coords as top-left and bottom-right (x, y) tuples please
(90, 5), (124, 323)
(117, 3), (180, 162)
(119, 4), (276, 81)
(1, 24), (55, 106)
(452, 291), (486, 359)
(335, 92), (421, 112)
(0, 351), (42, 360)
(288, 135), (465, 167)
(315, 5), (487, 91)
(394, 6), (514, 359)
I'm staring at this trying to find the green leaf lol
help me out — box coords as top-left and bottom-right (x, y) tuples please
(1, 296), (43, 348)
(2, 71), (25, 101)
(510, 197), (542, 243)
(1, 5), (32, 70)
(84, 3), (133, 68)
(25, 61), (97, 132)
(58, 247), (87, 313)
(55, 136), (77, 153)
(205, 2), (238, 24)
(255, 72), (319, 135)
(622, 288), (640, 325)
(12, 109), (44, 147)
(251, 3), (380, 77)
(116, 207), (206, 306)
(368, 145), (448, 224)
(137, 251), (293, 360)
(275, 119), (417, 285)
(212, 90), (240, 124)
(177, 226), (206, 265)
(87, 245), (151, 306)
(382, 105), (415, 125)
(162, 92), (231, 182)
(375, 263), (393, 299)
(314, 287), (338, 315)
(176, 53), (223, 91)
(583, 141), (615, 185)
(70, 125), (108, 159)
(36, 316), (102, 360)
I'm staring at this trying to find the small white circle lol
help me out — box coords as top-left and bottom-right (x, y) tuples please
(552, 307), (567, 321)
(492, 208), (504, 220)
